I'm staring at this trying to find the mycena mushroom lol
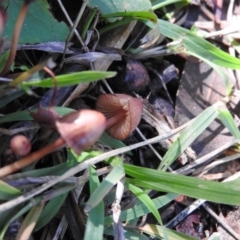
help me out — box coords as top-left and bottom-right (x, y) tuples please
(96, 94), (143, 140)
(0, 109), (106, 178)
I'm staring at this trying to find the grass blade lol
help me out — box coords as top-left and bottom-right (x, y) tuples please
(125, 164), (240, 205)
(21, 71), (116, 88)
(158, 19), (240, 69)
(0, 180), (21, 200)
(127, 183), (162, 225)
(139, 224), (199, 240)
(0, 89), (25, 108)
(152, 0), (190, 10)
(103, 11), (158, 24)
(0, 107), (75, 124)
(85, 163), (125, 213)
(104, 193), (177, 225)
(84, 167), (104, 240)
(159, 105), (218, 171)
(217, 108), (240, 141)
(34, 193), (68, 231)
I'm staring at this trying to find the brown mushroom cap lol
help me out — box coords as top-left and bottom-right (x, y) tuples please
(55, 109), (106, 155)
(10, 135), (31, 157)
(96, 94), (143, 140)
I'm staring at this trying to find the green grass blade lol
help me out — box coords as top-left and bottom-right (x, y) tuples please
(126, 183), (162, 225)
(159, 105), (218, 171)
(104, 193), (177, 225)
(217, 108), (240, 141)
(0, 51), (9, 73)
(99, 133), (127, 149)
(84, 167), (104, 240)
(103, 11), (160, 48)
(0, 180), (21, 200)
(4, 160), (77, 180)
(158, 19), (240, 69)
(125, 164), (240, 205)
(85, 163), (125, 213)
(34, 193), (68, 231)
(152, 0), (190, 10)
(0, 107), (75, 124)
(21, 71), (116, 88)
(103, 11), (158, 24)
(139, 224), (199, 240)
(0, 89), (25, 108)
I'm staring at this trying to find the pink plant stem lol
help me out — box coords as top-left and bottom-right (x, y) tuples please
(0, 137), (66, 178)
(1, 2), (29, 76)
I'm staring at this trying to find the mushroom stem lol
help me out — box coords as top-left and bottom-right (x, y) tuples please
(0, 137), (66, 178)
(105, 110), (126, 130)
(1, 1), (29, 76)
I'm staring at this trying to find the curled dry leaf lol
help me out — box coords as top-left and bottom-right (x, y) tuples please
(96, 94), (143, 140)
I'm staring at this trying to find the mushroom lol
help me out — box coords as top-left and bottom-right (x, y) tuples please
(55, 110), (106, 155)
(10, 135), (32, 157)
(0, 109), (106, 178)
(96, 94), (143, 140)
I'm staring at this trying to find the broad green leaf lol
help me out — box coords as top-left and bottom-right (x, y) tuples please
(217, 108), (240, 141)
(85, 163), (125, 213)
(3, 0), (69, 43)
(84, 167), (104, 240)
(127, 183), (162, 225)
(0, 180), (21, 200)
(125, 164), (240, 205)
(21, 71), (116, 88)
(104, 193), (177, 225)
(0, 106), (75, 124)
(158, 19), (240, 69)
(152, 0), (190, 10)
(160, 105), (218, 171)
(34, 193), (68, 231)
(88, 0), (152, 22)
(17, 201), (44, 239)
(139, 224), (199, 240)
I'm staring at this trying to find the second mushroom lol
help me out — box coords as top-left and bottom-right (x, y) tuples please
(96, 94), (143, 140)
